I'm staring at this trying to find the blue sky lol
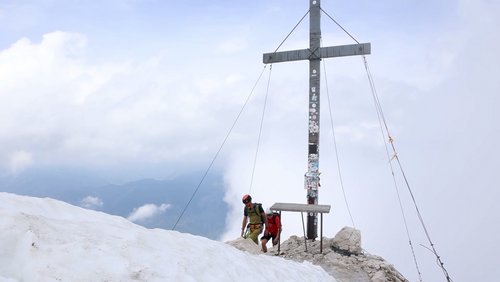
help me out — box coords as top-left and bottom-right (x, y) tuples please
(1, 1), (500, 281)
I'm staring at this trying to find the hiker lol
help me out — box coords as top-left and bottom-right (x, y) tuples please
(260, 208), (282, 253)
(241, 194), (267, 244)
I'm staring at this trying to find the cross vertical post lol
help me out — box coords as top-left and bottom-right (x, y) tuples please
(306, 0), (321, 240)
(263, 0), (370, 240)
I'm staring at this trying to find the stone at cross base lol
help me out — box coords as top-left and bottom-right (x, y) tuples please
(226, 226), (408, 282)
(331, 226), (362, 256)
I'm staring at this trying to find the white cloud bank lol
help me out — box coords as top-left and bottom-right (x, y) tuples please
(127, 203), (171, 222)
(8, 150), (33, 174)
(0, 30), (251, 177)
(80, 196), (103, 209)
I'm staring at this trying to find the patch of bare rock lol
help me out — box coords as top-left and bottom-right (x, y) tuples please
(227, 226), (408, 282)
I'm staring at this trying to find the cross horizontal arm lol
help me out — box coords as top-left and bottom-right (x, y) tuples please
(263, 43), (371, 64)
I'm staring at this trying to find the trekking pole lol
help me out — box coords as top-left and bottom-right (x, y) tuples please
(243, 223), (250, 239)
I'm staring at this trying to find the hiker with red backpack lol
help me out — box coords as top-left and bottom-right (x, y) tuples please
(241, 194), (267, 244)
(261, 208), (282, 253)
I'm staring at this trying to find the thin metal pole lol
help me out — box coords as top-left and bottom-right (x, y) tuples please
(278, 211), (282, 255)
(320, 213), (323, 253)
(301, 212), (308, 252)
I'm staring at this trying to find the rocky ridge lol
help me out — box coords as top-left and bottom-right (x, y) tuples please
(227, 226), (408, 282)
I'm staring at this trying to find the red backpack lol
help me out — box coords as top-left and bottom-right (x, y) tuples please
(267, 212), (281, 228)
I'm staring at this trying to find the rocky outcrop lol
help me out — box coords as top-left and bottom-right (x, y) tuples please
(331, 226), (362, 255)
(227, 226), (408, 282)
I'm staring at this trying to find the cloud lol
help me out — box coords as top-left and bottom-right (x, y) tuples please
(0, 31), (258, 177)
(8, 150), (33, 174)
(80, 196), (103, 209)
(127, 203), (171, 222)
(217, 37), (248, 53)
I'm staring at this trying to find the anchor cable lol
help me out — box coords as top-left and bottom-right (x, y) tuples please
(363, 56), (423, 282)
(320, 8), (360, 44)
(173, 8), (308, 230)
(172, 65), (269, 230)
(273, 10), (310, 53)
(319, 7), (452, 281)
(249, 65), (273, 194)
(363, 56), (452, 282)
(321, 41), (356, 228)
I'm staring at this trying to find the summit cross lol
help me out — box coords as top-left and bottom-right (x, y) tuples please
(262, 0), (370, 239)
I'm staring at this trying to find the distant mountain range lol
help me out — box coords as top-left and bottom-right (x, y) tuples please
(0, 168), (228, 240)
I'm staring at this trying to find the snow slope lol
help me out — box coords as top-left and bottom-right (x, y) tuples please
(0, 192), (334, 281)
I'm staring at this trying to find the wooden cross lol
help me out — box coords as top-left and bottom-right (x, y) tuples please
(263, 0), (370, 239)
